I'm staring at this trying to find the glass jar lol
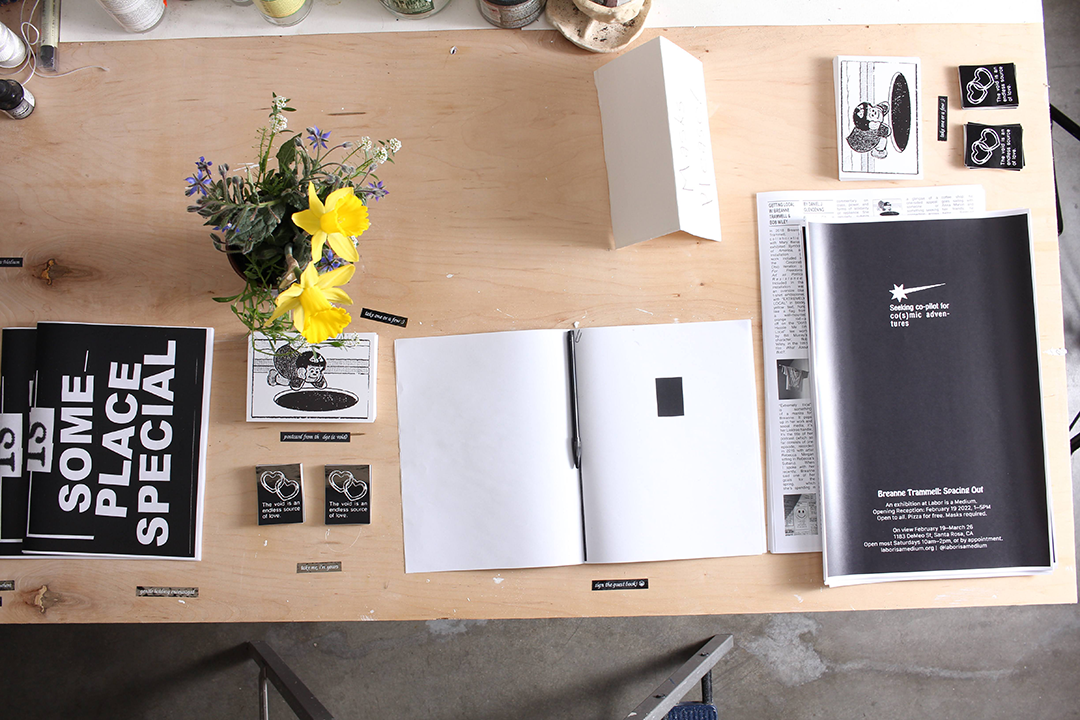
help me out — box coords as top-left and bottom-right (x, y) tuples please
(253, 0), (313, 26)
(380, 0), (453, 20)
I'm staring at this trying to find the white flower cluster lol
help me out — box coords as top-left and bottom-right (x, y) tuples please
(271, 114), (288, 132)
(387, 138), (402, 153)
(360, 136), (373, 152)
(373, 146), (389, 165)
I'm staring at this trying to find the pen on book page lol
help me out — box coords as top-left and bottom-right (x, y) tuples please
(40, 0), (59, 71)
(566, 330), (582, 469)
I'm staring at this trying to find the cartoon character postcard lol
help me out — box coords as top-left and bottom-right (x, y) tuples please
(247, 332), (378, 422)
(834, 56), (922, 180)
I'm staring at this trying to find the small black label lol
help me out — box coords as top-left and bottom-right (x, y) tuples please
(361, 308), (408, 327)
(0, 580), (13, 591)
(137, 586), (199, 598)
(280, 431), (351, 443)
(592, 579), (649, 591)
(297, 561), (342, 574)
(0, 258), (22, 267)
(937, 96), (948, 141)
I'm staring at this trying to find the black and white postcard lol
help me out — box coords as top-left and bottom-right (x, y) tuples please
(247, 332), (377, 423)
(834, 56), (922, 180)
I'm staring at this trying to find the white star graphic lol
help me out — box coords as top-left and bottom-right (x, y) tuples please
(890, 283), (945, 301)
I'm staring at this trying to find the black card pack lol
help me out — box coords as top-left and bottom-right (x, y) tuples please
(964, 123), (1024, 170)
(257, 463), (305, 525)
(325, 465), (371, 525)
(959, 63), (1018, 109)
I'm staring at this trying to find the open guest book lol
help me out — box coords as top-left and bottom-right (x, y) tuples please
(805, 211), (1055, 586)
(395, 320), (766, 574)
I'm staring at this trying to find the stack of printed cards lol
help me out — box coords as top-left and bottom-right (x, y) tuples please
(964, 123), (1024, 170)
(325, 465), (371, 525)
(257, 463), (305, 525)
(834, 56), (922, 181)
(959, 64), (1019, 109)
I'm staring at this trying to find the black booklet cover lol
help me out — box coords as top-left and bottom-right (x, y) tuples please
(0, 327), (35, 555)
(805, 211), (1054, 586)
(21, 322), (214, 560)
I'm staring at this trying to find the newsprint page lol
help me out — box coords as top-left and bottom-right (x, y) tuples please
(756, 186), (986, 553)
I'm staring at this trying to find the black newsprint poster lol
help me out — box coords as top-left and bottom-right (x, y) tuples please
(805, 212), (1053, 586)
(0, 327), (35, 555)
(22, 323), (213, 559)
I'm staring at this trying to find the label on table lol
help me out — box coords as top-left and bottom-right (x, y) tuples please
(280, 431), (351, 443)
(592, 579), (649, 591)
(297, 561), (342, 574)
(0, 258), (22, 267)
(0, 580), (13, 591)
(360, 308), (408, 327)
(136, 586), (199, 598)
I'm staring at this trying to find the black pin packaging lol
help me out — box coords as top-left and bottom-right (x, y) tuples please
(257, 464), (305, 525)
(959, 64), (1019, 109)
(964, 123), (1024, 170)
(325, 465), (371, 525)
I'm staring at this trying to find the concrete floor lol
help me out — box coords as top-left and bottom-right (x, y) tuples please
(4, 2), (1080, 718)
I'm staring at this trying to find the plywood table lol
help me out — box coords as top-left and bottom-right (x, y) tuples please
(0, 17), (1073, 622)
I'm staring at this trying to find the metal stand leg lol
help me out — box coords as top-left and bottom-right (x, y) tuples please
(623, 634), (734, 720)
(246, 641), (334, 720)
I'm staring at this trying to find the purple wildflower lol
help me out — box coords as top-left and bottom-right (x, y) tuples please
(307, 126), (331, 150)
(185, 168), (212, 197)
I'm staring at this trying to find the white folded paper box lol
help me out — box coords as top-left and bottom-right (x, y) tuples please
(594, 36), (722, 248)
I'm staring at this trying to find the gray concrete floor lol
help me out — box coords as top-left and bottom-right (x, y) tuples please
(4, 2), (1080, 718)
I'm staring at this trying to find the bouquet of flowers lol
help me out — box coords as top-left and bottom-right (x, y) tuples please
(185, 94), (400, 345)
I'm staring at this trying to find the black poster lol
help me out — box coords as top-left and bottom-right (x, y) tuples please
(0, 327), (35, 554)
(22, 323), (213, 559)
(805, 213), (1052, 583)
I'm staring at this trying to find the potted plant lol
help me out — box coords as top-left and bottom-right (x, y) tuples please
(184, 94), (400, 346)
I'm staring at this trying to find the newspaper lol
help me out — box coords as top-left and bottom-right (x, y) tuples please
(757, 186), (986, 553)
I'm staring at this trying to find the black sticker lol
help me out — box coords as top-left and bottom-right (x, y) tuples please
(959, 63), (1019, 108)
(280, 431), (351, 443)
(0, 580), (13, 591)
(136, 586), (199, 598)
(593, 579), (649, 591)
(937, 96), (948, 141)
(361, 308), (408, 327)
(964, 123), (1024, 170)
(257, 463), (305, 525)
(325, 464), (371, 525)
(0, 258), (22, 267)
(655, 377), (684, 417)
(297, 561), (342, 574)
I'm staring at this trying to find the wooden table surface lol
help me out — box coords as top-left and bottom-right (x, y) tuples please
(0, 18), (1074, 622)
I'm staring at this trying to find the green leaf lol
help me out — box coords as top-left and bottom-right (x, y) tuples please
(276, 136), (297, 170)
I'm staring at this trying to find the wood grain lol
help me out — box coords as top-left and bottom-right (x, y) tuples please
(0, 20), (1073, 622)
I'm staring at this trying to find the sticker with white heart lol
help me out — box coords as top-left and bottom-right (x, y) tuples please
(260, 470), (300, 501)
(328, 470), (368, 502)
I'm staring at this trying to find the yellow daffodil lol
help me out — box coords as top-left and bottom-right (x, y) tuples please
(269, 262), (356, 344)
(291, 182), (367, 264)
